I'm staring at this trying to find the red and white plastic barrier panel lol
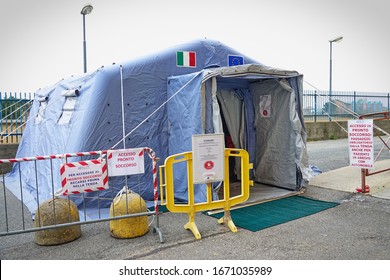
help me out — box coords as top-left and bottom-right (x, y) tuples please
(60, 159), (108, 195)
(1, 147), (159, 214)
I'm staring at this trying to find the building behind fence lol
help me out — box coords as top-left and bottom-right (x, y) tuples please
(303, 90), (390, 122)
(0, 90), (390, 144)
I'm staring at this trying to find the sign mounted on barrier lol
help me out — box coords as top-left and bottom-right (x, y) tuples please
(348, 119), (374, 169)
(107, 148), (145, 177)
(60, 159), (108, 195)
(192, 134), (225, 184)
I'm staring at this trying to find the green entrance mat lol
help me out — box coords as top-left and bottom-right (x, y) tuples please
(206, 196), (339, 232)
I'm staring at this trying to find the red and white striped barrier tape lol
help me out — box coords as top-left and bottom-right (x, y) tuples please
(0, 151), (106, 164)
(143, 147), (159, 214)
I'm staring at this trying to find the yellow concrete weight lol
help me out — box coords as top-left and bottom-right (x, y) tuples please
(34, 197), (81, 246)
(110, 191), (149, 238)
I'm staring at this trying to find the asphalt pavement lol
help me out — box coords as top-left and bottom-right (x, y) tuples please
(1, 138), (390, 260)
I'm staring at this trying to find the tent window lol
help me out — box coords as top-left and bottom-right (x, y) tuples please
(35, 100), (47, 124)
(58, 89), (79, 125)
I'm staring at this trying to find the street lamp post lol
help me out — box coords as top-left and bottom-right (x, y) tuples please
(81, 4), (93, 73)
(329, 36), (343, 120)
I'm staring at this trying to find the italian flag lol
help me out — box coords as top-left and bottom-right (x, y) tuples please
(176, 51), (196, 67)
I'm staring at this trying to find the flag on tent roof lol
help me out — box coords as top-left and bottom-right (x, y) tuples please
(177, 51), (196, 67)
(228, 55), (244, 66)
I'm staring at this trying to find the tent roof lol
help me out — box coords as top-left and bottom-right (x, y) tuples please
(202, 63), (301, 80)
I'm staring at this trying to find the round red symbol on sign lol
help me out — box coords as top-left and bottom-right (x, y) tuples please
(263, 110), (268, 116)
(204, 161), (214, 170)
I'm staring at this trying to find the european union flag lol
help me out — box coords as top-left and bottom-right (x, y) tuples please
(228, 55), (244, 66)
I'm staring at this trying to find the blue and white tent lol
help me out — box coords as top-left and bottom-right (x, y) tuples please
(4, 39), (309, 215)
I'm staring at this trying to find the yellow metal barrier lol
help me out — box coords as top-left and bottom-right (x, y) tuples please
(159, 148), (253, 239)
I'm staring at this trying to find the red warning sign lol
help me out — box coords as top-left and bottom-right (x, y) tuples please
(204, 160), (214, 170)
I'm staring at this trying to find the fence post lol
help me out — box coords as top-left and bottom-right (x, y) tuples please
(18, 93), (22, 142)
(328, 90), (332, 122)
(386, 93), (389, 110)
(314, 91), (317, 122)
(0, 92), (2, 121)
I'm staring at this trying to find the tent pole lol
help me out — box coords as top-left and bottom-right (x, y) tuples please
(120, 65), (129, 190)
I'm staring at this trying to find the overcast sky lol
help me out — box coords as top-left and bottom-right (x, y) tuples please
(0, 0), (389, 94)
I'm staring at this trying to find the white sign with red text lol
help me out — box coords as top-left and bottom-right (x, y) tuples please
(348, 119), (374, 169)
(107, 148), (145, 177)
(60, 159), (108, 195)
(192, 134), (225, 184)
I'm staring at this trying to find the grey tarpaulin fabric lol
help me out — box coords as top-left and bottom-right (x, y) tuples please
(251, 79), (298, 189)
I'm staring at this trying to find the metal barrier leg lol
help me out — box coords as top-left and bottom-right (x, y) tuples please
(361, 168), (366, 193)
(184, 211), (201, 240)
(152, 212), (164, 243)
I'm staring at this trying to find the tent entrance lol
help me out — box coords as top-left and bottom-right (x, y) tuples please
(212, 79), (300, 205)
(167, 64), (307, 204)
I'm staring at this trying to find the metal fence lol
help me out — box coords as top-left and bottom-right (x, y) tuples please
(0, 148), (164, 243)
(0, 92), (33, 143)
(2, 90), (390, 143)
(303, 90), (390, 122)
